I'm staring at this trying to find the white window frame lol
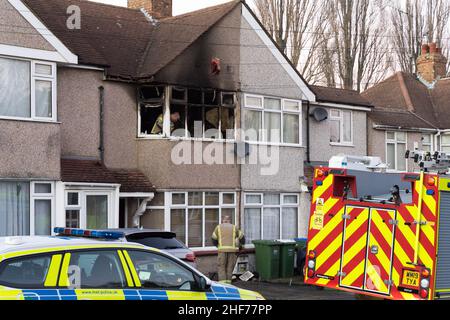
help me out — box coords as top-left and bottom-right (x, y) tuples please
(441, 134), (450, 153)
(243, 193), (300, 244)
(163, 191), (237, 249)
(30, 181), (55, 236)
(421, 133), (434, 152)
(0, 56), (57, 122)
(64, 190), (113, 229)
(329, 109), (353, 146)
(243, 94), (303, 147)
(386, 131), (408, 172)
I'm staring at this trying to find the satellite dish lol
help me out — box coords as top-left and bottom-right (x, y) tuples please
(310, 108), (329, 122)
(234, 142), (251, 158)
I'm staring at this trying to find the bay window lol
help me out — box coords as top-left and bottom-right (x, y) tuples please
(0, 181), (54, 237)
(243, 94), (301, 145)
(0, 56), (56, 121)
(329, 109), (353, 145)
(167, 191), (237, 248)
(386, 131), (407, 172)
(244, 193), (299, 244)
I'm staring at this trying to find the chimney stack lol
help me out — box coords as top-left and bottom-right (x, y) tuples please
(417, 42), (448, 83)
(128, 0), (172, 19)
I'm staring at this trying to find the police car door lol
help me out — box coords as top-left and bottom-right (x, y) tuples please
(57, 249), (133, 300)
(122, 249), (209, 300)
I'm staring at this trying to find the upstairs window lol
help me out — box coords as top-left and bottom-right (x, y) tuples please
(138, 86), (236, 140)
(0, 57), (56, 121)
(422, 134), (433, 152)
(386, 131), (407, 172)
(243, 95), (301, 145)
(441, 135), (450, 153)
(329, 109), (352, 145)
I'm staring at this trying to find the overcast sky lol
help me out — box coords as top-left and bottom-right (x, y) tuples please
(92, 0), (234, 15)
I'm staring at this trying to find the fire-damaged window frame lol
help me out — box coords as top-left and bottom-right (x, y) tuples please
(243, 193), (299, 246)
(386, 131), (408, 172)
(243, 94), (302, 146)
(163, 191), (238, 249)
(329, 108), (353, 146)
(0, 56), (57, 122)
(137, 85), (237, 141)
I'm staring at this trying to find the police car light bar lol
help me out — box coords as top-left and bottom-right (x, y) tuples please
(54, 228), (124, 240)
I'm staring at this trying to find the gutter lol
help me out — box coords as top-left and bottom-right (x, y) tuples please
(372, 124), (438, 133)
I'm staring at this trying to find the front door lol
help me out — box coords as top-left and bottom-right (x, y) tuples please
(340, 207), (396, 295)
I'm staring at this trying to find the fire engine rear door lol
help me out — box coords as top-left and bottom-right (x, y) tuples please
(339, 206), (370, 290)
(364, 209), (396, 295)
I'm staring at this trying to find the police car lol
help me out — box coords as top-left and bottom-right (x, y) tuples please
(0, 228), (264, 300)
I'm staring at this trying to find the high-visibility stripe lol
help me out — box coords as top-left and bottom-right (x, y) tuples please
(58, 253), (71, 287)
(312, 175), (333, 203)
(122, 251), (141, 287)
(44, 254), (63, 287)
(217, 226), (222, 248)
(309, 205), (343, 250)
(118, 250), (134, 287)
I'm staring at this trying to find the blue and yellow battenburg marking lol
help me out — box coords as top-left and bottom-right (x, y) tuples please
(0, 285), (258, 301)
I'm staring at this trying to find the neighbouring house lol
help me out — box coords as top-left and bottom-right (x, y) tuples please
(363, 43), (450, 172)
(0, 0), (318, 275)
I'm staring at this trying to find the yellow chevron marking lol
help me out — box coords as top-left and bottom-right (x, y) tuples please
(316, 229), (343, 270)
(342, 260), (365, 288)
(421, 224), (436, 247)
(312, 175), (333, 203)
(371, 210), (395, 246)
(317, 259), (341, 286)
(368, 236), (391, 277)
(418, 243), (433, 267)
(365, 262), (388, 293)
(309, 207), (343, 250)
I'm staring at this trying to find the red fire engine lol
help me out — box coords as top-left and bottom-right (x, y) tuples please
(305, 152), (450, 300)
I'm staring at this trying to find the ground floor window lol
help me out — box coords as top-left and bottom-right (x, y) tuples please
(243, 193), (299, 244)
(64, 190), (111, 230)
(0, 181), (54, 236)
(166, 191), (237, 248)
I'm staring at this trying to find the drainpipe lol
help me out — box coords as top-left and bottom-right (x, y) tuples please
(98, 86), (105, 164)
(306, 100), (311, 164)
(132, 194), (155, 228)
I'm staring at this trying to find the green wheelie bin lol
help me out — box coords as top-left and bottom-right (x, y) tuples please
(278, 240), (297, 278)
(253, 240), (281, 280)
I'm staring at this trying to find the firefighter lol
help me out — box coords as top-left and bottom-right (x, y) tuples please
(151, 111), (181, 135)
(211, 215), (245, 284)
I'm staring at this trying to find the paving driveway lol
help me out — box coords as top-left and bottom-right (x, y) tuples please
(234, 280), (356, 300)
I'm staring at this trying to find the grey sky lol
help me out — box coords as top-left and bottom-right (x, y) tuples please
(91, 0), (233, 15)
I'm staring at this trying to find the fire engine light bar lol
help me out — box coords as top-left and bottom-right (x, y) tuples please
(54, 228), (124, 240)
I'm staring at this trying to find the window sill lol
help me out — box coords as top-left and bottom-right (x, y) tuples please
(192, 247), (256, 257)
(0, 116), (60, 125)
(330, 142), (354, 147)
(245, 141), (305, 148)
(137, 136), (236, 143)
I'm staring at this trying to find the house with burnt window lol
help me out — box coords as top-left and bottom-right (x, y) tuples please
(0, 0), (376, 274)
(363, 43), (450, 172)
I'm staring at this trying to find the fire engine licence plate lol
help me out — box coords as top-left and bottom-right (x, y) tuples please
(402, 270), (420, 287)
